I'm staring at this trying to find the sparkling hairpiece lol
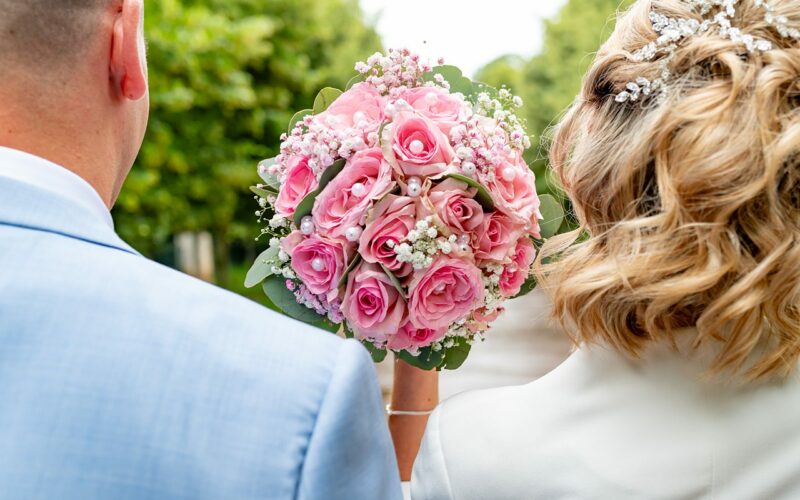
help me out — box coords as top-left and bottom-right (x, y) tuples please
(615, 0), (795, 104)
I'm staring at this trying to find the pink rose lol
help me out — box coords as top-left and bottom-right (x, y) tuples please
(318, 83), (386, 134)
(342, 262), (408, 342)
(289, 234), (347, 301)
(275, 156), (318, 217)
(429, 178), (485, 235)
(387, 321), (447, 352)
(388, 112), (455, 178)
(408, 257), (485, 331)
(403, 87), (467, 134)
(280, 230), (305, 255)
(487, 154), (542, 237)
(358, 195), (417, 278)
(313, 148), (394, 239)
(498, 237), (537, 297)
(472, 212), (523, 264)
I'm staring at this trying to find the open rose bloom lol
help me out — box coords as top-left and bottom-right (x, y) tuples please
(247, 49), (563, 370)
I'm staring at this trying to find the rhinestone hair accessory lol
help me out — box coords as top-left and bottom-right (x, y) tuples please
(615, 0), (794, 104)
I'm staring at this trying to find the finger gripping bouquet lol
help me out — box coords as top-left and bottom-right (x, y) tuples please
(247, 49), (563, 370)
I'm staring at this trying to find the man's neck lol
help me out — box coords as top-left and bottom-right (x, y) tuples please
(0, 100), (117, 209)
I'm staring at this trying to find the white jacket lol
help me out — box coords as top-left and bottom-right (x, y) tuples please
(412, 338), (800, 499)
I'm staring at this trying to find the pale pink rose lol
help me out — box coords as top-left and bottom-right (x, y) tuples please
(472, 211), (524, 264)
(280, 230), (305, 255)
(429, 178), (485, 235)
(275, 156), (318, 217)
(470, 306), (504, 333)
(358, 195), (416, 278)
(342, 262), (408, 342)
(498, 237), (537, 297)
(313, 148), (394, 239)
(387, 321), (447, 351)
(403, 87), (467, 134)
(487, 154), (542, 237)
(318, 83), (386, 134)
(408, 257), (485, 331)
(389, 112), (455, 178)
(289, 235), (347, 300)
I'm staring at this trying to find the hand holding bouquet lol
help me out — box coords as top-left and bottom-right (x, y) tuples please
(246, 49), (564, 370)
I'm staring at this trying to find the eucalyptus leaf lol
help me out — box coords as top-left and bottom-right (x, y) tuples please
(399, 347), (445, 371)
(262, 275), (328, 324)
(312, 87), (343, 115)
(379, 264), (407, 302)
(538, 194), (566, 239)
(470, 81), (499, 99)
(443, 338), (472, 370)
(245, 247), (280, 288)
(363, 341), (388, 363)
(313, 318), (342, 334)
(514, 275), (538, 299)
(445, 173), (495, 211)
(257, 158), (281, 191)
(250, 186), (275, 198)
(293, 159), (346, 227)
(423, 65), (474, 96)
(288, 109), (312, 134)
(345, 74), (363, 90)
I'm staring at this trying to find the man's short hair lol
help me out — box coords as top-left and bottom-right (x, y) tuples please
(0, 0), (109, 71)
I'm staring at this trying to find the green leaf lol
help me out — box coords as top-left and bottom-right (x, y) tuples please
(250, 186), (274, 198)
(363, 341), (388, 363)
(313, 87), (343, 114)
(257, 158), (281, 192)
(345, 74), (363, 90)
(262, 275), (328, 324)
(423, 65), (473, 95)
(288, 109), (312, 134)
(399, 347), (445, 371)
(293, 158), (346, 227)
(245, 247), (280, 288)
(538, 194), (565, 239)
(445, 174), (495, 211)
(443, 337), (472, 370)
(313, 318), (342, 334)
(514, 275), (538, 298)
(379, 264), (407, 302)
(470, 81), (499, 99)
(338, 254), (362, 289)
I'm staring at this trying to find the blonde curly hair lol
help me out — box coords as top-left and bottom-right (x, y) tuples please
(537, 0), (800, 381)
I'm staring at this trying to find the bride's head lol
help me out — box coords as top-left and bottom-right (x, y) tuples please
(539, 0), (800, 380)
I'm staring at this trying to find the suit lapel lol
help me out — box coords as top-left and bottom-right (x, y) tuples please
(0, 176), (140, 256)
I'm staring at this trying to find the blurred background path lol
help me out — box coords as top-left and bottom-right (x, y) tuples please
(377, 290), (573, 400)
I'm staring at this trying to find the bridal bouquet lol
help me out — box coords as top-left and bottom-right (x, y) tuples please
(246, 49), (564, 370)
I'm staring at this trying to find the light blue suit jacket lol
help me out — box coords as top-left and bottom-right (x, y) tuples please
(0, 176), (402, 499)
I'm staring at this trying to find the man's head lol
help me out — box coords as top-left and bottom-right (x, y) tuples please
(0, 0), (149, 206)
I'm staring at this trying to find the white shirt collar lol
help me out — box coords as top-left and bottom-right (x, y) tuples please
(0, 146), (114, 229)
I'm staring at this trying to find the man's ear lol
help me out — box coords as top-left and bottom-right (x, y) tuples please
(110, 0), (146, 101)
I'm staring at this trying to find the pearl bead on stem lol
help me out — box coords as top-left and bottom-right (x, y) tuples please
(407, 177), (422, 197)
(311, 258), (325, 272)
(300, 216), (315, 235)
(502, 166), (517, 182)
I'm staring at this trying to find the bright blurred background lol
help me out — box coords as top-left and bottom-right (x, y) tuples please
(117, 0), (629, 293)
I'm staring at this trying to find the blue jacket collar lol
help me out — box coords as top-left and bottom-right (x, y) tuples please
(0, 176), (140, 256)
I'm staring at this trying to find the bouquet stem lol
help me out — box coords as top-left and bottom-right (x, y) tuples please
(388, 357), (439, 481)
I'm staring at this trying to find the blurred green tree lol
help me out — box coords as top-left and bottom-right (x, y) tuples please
(113, 0), (381, 281)
(476, 0), (632, 197)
